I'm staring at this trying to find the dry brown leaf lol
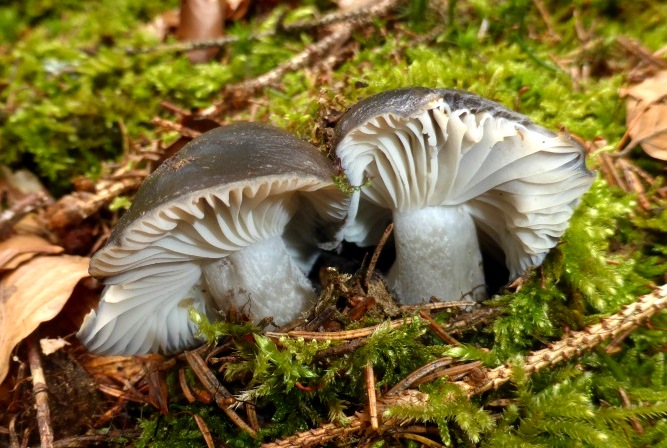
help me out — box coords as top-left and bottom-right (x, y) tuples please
(0, 166), (52, 206)
(621, 70), (667, 160)
(0, 255), (90, 383)
(0, 234), (63, 271)
(177, 0), (224, 63)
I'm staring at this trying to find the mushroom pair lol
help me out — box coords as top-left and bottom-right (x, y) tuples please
(334, 87), (596, 304)
(78, 123), (348, 355)
(79, 88), (595, 355)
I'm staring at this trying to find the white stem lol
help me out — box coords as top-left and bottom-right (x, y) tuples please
(388, 206), (487, 304)
(202, 236), (315, 325)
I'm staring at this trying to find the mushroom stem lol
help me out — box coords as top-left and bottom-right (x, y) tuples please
(387, 205), (487, 304)
(202, 236), (315, 325)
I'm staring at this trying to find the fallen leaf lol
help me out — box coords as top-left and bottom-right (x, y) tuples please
(40, 337), (71, 355)
(0, 234), (63, 271)
(621, 70), (667, 160)
(0, 255), (90, 383)
(0, 166), (52, 207)
(177, 0), (224, 63)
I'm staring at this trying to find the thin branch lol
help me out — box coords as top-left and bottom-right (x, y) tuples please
(366, 362), (379, 430)
(454, 284), (667, 395)
(27, 338), (54, 448)
(264, 284), (667, 447)
(184, 351), (257, 438)
(265, 317), (416, 340)
(0, 192), (52, 240)
(364, 223), (393, 290)
(199, 0), (400, 118)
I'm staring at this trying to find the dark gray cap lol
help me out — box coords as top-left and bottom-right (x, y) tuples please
(79, 123), (348, 355)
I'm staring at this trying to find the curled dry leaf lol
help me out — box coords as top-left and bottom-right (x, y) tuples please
(621, 70), (667, 160)
(0, 254), (90, 383)
(0, 234), (63, 271)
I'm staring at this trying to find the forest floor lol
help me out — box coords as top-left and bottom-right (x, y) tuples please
(1, 0), (667, 447)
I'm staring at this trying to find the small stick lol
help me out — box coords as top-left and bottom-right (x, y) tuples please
(419, 310), (460, 346)
(387, 357), (454, 396)
(185, 350), (236, 406)
(442, 307), (502, 335)
(151, 117), (202, 139)
(283, 0), (399, 33)
(246, 403), (261, 433)
(400, 301), (478, 312)
(364, 223), (393, 289)
(455, 284), (667, 396)
(266, 285), (667, 447)
(0, 192), (51, 240)
(179, 368), (197, 403)
(193, 414), (215, 448)
(531, 0), (560, 40)
(27, 338), (54, 448)
(366, 362), (379, 430)
(396, 433), (446, 448)
(412, 361), (483, 386)
(184, 351), (257, 438)
(313, 339), (366, 361)
(265, 317), (416, 340)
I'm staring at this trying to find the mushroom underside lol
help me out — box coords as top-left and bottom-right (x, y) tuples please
(337, 99), (595, 302)
(79, 177), (344, 355)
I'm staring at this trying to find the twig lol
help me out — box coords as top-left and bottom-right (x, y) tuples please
(179, 368), (197, 403)
(395, 433), (445, 448)
(0, 192), (52, 240)
(193, 414), (215, 448)
(265, 317), (416, 340)
(260, 418), (364, 448)
(151, 117), (202, 139)
(364, 223), (393, 289)
(366, 362), (379, 430)
(400, 301), (479, 311)
(199, 0), (400, 118)
(412, 361), (483, 387)
(386, 357), (454, 396)
(184, 351), (258, 438)
(200, 24), (354, 118)
(283, 0), (399, 33)
(47, 176), (143, 232)
(454, 284), (667, 395)
(246, 403), (261, 433)
(265, 285), (667, 447)
(441, 307), (502, 335)
(419, 310), (460, 345)
(531, 0), (560, 40)
(27, 338), (54, 448)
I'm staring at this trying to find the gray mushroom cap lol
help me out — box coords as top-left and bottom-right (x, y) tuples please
(334, 87), (595, 302)
(79, 123), (348, 355)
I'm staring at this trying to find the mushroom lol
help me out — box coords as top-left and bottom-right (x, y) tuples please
(334, 87), (595, 304)
(78, 123), (348, 355)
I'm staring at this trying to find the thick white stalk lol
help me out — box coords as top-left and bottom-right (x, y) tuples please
(388, 206), (487, 304)
(202, 236), (315, 325)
